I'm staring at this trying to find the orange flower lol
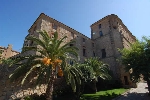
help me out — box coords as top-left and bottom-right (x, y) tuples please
(46, 59), (51, 65)
(42, 57), (48, 63)
(58, 68), (63, 77)
(42, 57), (51, 65)
(54, 59), (62, 65)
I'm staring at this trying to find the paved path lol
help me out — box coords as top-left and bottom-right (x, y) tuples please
(115, 82), (150, 100)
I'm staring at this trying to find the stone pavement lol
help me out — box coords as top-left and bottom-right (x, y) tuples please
(114, 82), (150, 100)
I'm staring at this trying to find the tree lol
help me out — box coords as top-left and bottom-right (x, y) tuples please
(0, 58), (15, 72)
(63, 63), (84, 100)
(84, 57), (111, 80)
(119, 36), (150, 93)
(78, 57), (112, 93)
(9, 30), (82, 100)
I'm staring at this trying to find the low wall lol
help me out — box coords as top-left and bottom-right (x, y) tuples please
(0, 66), (66, 100)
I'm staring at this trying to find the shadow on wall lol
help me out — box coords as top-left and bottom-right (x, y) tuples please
(0, 66), (45, 100)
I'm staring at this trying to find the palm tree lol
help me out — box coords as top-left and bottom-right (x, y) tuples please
(84, 57), (111, 81)
(78, 57), (111, 93)
(9, 30), (82, 100)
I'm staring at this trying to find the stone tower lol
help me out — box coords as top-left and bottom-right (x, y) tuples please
(91, 14), (136, 87)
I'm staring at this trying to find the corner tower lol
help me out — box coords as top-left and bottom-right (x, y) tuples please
(91, 14), (136, 87)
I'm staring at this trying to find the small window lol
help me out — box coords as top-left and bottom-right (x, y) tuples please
(124, 76), (129, 85)
(52, 23), (57, 30)
(33, 26), (37, 32)
(70, 44), (74, 47)
(93, 51), (95, 57)
(99, 24), (101, 29)
(120, 30), (122, 34)
(113, 26), (117, 29)
(71, 32), (74, 39)
(99, 31), (103, 36)
(83, 38), (85, 42)
(70, 60), (73, 65)
(101, 49), (106, 58)
(92, 43), (94, 47)
(30, 41), (33, 46)
(83, 48), (86, 57)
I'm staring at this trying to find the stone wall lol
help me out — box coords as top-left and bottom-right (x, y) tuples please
(0, 66), (67, 100)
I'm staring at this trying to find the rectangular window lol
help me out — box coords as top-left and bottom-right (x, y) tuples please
(33, 26), (37, 32)
(124, 76), (129, 85)
(30, 41), (33, 46)
(70, 44), (74, 47)
(70, 60), (73, 65)
(52, 23), (57, 30)
(71, 32), (74, 39)
(83, 38), (85, 42)
(83, 48), (86, 57)
(99, 31), (103, 36)
(99, 24), (101, 29)
(93, 51), (95, 57)
(101, 49), (106, 58)
(92, 43), (94, 47)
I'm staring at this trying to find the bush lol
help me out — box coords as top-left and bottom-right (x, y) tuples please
(83, 79), (97, 94)
(96, 77), (123, 91)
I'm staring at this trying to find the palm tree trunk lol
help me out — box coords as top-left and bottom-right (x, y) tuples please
(46, 71), (55, 100)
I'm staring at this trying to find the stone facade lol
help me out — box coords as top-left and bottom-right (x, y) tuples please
(23, 13), (94, 63)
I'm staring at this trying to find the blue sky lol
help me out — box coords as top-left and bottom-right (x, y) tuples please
(0, 0), (150, 52)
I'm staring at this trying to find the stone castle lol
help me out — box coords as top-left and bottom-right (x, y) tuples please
(0, 13), (136, 99)
(23, 13), (136, 87)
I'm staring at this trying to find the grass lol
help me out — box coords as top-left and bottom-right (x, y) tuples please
(22, 88), (128, 100)
(80, 88), (128, 100)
